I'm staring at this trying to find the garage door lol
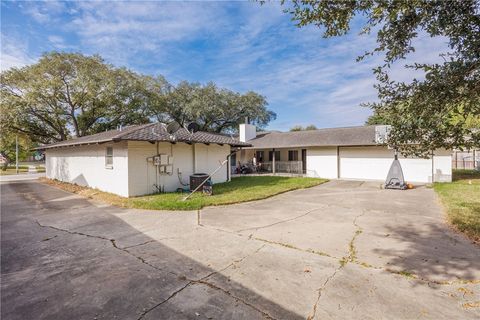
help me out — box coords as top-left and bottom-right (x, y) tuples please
(339, 146), (433, 183)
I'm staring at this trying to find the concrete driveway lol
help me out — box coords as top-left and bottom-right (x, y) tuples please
(1, 179), (479, 319)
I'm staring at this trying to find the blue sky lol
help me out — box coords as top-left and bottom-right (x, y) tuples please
(1, 1), (448, 130)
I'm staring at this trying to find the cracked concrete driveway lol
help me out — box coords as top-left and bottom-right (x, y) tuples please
(1, 179), (479, 320)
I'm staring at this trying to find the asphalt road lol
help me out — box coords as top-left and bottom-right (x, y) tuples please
(1, 179), (479, 319)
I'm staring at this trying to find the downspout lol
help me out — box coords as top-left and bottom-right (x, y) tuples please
(227, 149), (239, 182)
(192, 144), (196, 173)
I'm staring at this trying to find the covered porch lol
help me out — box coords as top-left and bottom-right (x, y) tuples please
(233, 147), (307, 175)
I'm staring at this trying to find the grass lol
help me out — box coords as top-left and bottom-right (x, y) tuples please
(434, 169), (480, 244)
(0, 167), (29, 175)
(0, 164), (45, 175)
(41, 176), (327, 211)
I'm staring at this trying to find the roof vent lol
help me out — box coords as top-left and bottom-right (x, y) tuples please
(187, 122), (200, 133)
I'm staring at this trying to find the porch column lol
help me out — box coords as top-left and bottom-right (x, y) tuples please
(227, 153), (231, 182)
(272, 148), (276, 175)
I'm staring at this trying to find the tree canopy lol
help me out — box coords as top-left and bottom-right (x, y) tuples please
(148, 81), (275, 133)
(281, 0), (480, 155)
(1, 52), (151, 144)
(1, 52), (275, 145)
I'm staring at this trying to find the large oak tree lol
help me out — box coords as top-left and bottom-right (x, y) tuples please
(281, 0), (480, 155)
(148, 81), (276, 133)
(1, 52), (276, 146)
(1, 52), (151, 144)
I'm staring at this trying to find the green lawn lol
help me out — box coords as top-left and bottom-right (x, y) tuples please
(434, 169), (480, 243)
(0, 167), (29, 175)
(42, 176), (327, 211)
(130, 176), (327, 210)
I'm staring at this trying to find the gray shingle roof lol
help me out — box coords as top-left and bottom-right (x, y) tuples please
(244, 126), (379, 149)
(37, 123), (250, 150)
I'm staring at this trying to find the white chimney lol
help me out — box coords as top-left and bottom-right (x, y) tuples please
(239, 123), (256, 142)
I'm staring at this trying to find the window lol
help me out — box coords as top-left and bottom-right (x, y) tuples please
(288, 150), (299, 161)
(105, 147), (113, 168)
(268, 150), (281, 161)
(255, 151), (264, 162)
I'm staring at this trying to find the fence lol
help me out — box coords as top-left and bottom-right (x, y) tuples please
(260, 161), (303, 174)
(452, 160), (479, 170)
(452, 150), (479, 170)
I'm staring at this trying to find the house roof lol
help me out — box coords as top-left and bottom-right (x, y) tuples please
(244, 126), (379, 149)
(36, 123), (251, 150)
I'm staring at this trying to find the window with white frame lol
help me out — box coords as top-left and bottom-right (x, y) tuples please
(105, 147), (113, 168)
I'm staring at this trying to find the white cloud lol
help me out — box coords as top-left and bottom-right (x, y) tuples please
(0, 34), (35, 71)
(22, 1), (65, 23)
(4, 1), (451, 130)
(64, 1), (228, 66)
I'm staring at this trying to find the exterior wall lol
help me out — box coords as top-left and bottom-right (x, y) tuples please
(306, 147), (338, 179)
(193, 143), (230, 183)
(45, 142), (129, 197)
(237, 145), (451, 183)
(46, 141), (231, 197)
(127, 141), (230, 196)
(238, 149), (255, 165)
(339, 146), (452, 183)
(433, 149), (453, 182)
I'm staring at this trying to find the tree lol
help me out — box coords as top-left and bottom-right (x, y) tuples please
(0, 52), (151, 144)
(290, 125), (304, 131)
(290, 124), (318, 131)
(0, 130), (34, 170)
(1, 52), (276, 142)
(149, 81), (276, 133)
(365, 110), (392, 125)
(280, 0), (480, 155)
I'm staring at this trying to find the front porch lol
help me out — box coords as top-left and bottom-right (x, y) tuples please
(233, 147), (307, 175)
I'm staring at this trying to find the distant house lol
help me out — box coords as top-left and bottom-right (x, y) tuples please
(38, 123), (249, 197)
(236, 123), (452, 183)
(0, 152), (9, 166)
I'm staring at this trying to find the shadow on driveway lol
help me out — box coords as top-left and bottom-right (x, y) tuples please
(1, 181), (303, 320)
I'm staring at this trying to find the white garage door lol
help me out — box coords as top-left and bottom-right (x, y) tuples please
(339, 146), (434, 183)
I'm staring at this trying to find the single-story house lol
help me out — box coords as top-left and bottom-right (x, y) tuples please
(39, 123), (249, 197)
(235, 123), (452, 183)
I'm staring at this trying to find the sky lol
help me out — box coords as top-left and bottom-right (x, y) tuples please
(1, 1), (449, 131)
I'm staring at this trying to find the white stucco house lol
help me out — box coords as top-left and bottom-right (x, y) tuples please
(39, 123), (249, 197)
(40, 121), (452, 197)
(236, 123), (452, 184)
